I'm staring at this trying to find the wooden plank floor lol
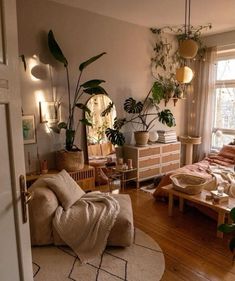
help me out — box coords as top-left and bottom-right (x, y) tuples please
(123, 188), (235, 281)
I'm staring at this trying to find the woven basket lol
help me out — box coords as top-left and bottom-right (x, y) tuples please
(170, 173), (208, 195)
(55, 150), (84, 172)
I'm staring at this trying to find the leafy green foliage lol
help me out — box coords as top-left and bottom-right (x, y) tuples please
(47, 30), (107, 151)
(81, 79), (105, 88)
(157, 109), (176, 127)
(79, 52), (106, 71)
(152, 81), (165, 104)
(101, 102), (114, 117)
(113, 118), (126, 130)
(75, 103), (91, 115)
(48, 30), (68, 67)
(83, 86), (108, 95)
(124, 98), (143, 113)
(218, 207), (235, 260)
(105, 128), (125, 146)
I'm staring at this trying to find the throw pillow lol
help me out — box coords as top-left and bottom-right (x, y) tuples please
(218, 145), (235, 162)
(31, 170), (85, 210)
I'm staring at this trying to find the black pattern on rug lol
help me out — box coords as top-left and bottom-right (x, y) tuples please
(32, 228), (164, 281)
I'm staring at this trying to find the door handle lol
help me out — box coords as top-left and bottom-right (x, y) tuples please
(20, 175), (33, 224)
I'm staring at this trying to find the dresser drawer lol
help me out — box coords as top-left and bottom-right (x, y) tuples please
(139, 146), (160, 157)
(162, 143), (180, 153)
(139, 167), (160, 179)
(139, 157), (160, 168)
(161, 162), (180, 173)
(162, 152), (180, 164)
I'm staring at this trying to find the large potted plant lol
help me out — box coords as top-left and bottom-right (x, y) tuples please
(105, 81), (176, 146)
(48, 30), (108, 171)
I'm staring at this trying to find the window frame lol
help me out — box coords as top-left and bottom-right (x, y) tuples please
(211, 50), (235, 150)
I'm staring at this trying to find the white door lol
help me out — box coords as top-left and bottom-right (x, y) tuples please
(0, 0), (33, 280)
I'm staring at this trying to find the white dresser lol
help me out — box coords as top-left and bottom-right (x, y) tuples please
(123, 142), (181, 188)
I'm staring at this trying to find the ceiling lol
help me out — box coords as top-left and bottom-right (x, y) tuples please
(51, 0), (235, 36)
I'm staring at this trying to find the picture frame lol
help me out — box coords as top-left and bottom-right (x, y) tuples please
(22, 115), (36, 144)
(39, 101), (60, 124)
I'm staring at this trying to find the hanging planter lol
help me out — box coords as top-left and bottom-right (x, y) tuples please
(176, 66), (194, 83)
(178, 38), (198, 59)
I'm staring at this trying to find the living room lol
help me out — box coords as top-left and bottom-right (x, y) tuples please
(1, 0), (235, 280)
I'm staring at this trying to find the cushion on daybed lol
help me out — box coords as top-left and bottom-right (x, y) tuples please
(31, 169), (85, 210)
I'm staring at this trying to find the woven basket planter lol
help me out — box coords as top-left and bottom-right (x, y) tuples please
(55, 150), (84, 172)
(178, 39), (198, 59)
(134, 131), (149, 146)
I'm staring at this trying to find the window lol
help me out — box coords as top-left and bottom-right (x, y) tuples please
(211, 50), (235, 149)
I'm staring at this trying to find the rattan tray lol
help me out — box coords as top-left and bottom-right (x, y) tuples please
(170, 173), (208, 195)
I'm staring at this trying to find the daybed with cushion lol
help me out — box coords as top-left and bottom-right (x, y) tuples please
(153, 144), (235, 199)
(28, 169), (134, 263)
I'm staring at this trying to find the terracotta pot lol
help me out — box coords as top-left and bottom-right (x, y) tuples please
(178, 39), (198, 59)
(55, 150), (84, 172)
(134, 131), (149, 146)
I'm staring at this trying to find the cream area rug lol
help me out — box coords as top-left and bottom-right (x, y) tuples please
(32, 228), (165, 281)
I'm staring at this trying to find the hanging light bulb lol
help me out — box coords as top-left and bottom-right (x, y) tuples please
(176, 66), (194, 83)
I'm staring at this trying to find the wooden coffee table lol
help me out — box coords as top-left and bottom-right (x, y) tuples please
(162, 184), (235, 238)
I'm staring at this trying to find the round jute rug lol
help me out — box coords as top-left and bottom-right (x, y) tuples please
(32, 228), (165, 281)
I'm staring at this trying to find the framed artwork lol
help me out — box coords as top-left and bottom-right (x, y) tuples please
(22, 115), (36, 144)
(39, 101), (60, 124)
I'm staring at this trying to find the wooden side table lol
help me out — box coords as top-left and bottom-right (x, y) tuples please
(162, 184), (235, 238)
(112, 167), (138, 189)
(26, 165), (95, 192)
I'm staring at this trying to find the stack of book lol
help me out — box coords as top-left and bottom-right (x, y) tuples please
(157, 130), (177, 143)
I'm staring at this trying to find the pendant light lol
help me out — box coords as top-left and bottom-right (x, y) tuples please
(178, 0), (198, 59)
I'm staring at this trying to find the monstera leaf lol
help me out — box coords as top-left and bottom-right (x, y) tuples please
(124, 97), (143, 114)
(105, 128), (125, 146)
(113, 118), (126, 130)
(157, 109), (176, 127)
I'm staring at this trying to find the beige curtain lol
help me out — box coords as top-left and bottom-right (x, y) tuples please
(185, 46), (217, 162)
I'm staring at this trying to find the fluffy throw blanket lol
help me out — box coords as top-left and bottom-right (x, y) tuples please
(208, 166), (235, 197)
(53, 192), (120, 263)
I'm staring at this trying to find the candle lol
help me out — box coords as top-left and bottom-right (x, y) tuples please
(217, 186), (224, 196)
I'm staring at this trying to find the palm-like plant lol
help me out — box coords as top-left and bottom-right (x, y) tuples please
(48, 30), (108, 151)
(105, 81), (176, 146)
(218, 207), (235, 262)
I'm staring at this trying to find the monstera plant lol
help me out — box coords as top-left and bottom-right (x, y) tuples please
(48, 30), (108, 152)
(105, 81), (176, 146)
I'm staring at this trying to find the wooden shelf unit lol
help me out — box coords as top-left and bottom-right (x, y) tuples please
(123, 142), (181, 188)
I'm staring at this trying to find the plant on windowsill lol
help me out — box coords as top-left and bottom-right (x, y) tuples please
(105, 81), (176, 147)
(47, 30), (108, 171)
(218, 207), (235, 262)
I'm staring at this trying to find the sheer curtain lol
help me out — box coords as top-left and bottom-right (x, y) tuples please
(185, 46), (217, 162)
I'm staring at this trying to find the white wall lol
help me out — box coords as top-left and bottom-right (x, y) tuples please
(16, 0), (186, 172)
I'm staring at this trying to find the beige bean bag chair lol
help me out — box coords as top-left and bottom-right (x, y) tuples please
(28, 171), (134, 250)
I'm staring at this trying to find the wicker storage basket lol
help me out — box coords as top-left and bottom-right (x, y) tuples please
(170, 173), (208, 195)
(55, 150), (84, 172)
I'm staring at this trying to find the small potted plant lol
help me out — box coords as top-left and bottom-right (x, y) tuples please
(218, 207), (235, 262)
(48, 30), (108, 171)
(105, 81), (176, 146)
